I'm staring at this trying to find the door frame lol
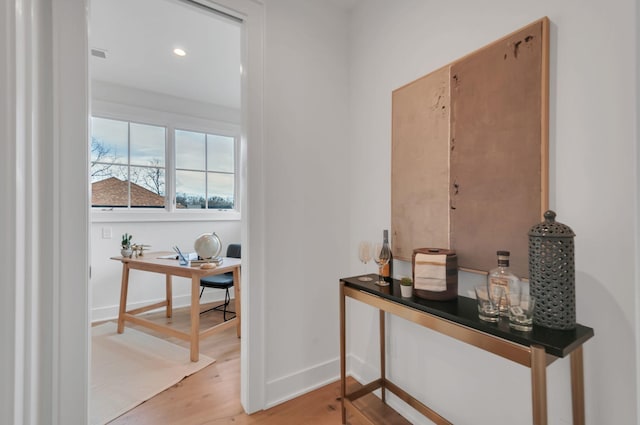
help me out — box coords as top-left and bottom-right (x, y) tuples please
(1, 0), (266, 422)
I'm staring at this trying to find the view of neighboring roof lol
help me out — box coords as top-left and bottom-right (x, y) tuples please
(92, 177), (164, 207)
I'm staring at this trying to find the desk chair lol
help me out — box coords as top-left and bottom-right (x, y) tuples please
(199, 244), (240, 321)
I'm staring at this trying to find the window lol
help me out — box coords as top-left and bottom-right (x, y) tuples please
(90, 117), (237, 212)
(175, 130), (235, 209)
(91, 117), (166, 208)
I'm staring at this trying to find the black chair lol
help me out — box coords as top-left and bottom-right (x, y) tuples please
(199, 243), (241, 321)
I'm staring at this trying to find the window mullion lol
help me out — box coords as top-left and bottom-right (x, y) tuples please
(167, 125), (174, 212)
(204, 133), (209, 209)
(127, 121), (132, 208)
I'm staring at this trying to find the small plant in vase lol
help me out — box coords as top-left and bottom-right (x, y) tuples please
(400, 277), (413, 298)
(121, 233), (133, 258)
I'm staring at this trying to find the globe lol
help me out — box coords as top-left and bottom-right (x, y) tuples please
(194, 232), (222, 260)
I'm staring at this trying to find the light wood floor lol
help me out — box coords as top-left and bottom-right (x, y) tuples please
(100, 301), (397, 425)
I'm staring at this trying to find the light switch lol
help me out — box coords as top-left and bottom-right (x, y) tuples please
(102, 227), (112, 239)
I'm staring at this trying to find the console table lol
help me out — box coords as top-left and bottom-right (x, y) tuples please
(339, 275), (594, 425)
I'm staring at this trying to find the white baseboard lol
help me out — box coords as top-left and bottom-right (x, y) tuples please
(264, 357), (341, 409)
(347, 352), (380, 384)
(346, 353), (435, 425)
(90, 290), (231, 323)
(263, 352), (390, 410)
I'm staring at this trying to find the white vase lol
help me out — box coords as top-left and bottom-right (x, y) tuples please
(400, 285), (413, 298)
(121, 247), (133, 258)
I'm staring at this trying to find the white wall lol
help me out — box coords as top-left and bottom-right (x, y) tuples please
(348, 1), (638, 424)
(92, 80), (241, 124)
(262, 0), (351, 407)
(90, 220), (241, 321)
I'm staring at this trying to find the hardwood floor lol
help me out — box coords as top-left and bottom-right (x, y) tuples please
(101, 302), (380, 425)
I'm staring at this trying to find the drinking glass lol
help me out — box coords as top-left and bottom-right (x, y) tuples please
(508, 292), (536, 331)
(475, 284), (503, 322)
(357, 241), (373, 281)
(373, 242), (390, 286)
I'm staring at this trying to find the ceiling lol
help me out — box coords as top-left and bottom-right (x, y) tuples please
(90, 0), (241, 109)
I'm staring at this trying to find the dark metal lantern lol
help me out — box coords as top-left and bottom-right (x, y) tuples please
(528, 210), (576, 330)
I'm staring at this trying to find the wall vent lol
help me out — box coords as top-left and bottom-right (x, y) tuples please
(91, 48), (108, 59)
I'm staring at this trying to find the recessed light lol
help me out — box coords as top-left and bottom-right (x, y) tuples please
(173, 48), (186, 57)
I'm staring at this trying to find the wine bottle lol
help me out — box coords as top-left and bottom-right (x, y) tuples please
(381, 229), (393, 281)
(487, 250), (519, 316)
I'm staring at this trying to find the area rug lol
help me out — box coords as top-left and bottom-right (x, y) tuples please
(90, 322), (215, 425)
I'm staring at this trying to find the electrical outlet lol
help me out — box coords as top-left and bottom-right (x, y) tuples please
(102, 227), (112, 239)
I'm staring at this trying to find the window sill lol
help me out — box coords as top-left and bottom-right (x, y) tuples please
(91, 209), (241, 223)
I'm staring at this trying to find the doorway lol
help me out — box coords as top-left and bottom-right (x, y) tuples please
(2, 0), (265, 421)
(87, 0), (256, 416)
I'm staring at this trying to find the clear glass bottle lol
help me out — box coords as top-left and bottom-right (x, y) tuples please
(381, 230), (393, 281)
(487, 250), (519, 316)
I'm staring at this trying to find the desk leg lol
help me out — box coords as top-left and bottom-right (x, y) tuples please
(166, 274), (173, 318)
(531, 345), (548, 425)
(190, 275), (200, 362)
(380, 310), (386, 404)
(117, 264), (130, 333)
(340, 282), (347, 425)
(570, 346), (585, 425)
(234, 266), (241, 338)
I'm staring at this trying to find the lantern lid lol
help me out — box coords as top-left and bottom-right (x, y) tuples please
(528, 210), (575, 237)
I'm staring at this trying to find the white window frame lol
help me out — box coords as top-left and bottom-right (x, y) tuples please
(174, 127), (238, 211)
(91, 115), (169, 209)
(90, 100), (241, 223)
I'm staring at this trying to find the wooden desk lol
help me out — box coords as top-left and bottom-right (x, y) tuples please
(112, 252), (241, 362)
(340, 276), (594, 425)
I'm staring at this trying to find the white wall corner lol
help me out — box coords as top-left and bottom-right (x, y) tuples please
(346, 352), (381, 386)
(265, 357), (340, 409)
(347, 354), (435, 424)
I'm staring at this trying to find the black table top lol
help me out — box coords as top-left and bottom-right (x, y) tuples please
(341, 275), (594, 358)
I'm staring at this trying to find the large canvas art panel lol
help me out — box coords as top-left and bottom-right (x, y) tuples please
(392, 65), (451, 262)
(391, 18), (549, 277)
